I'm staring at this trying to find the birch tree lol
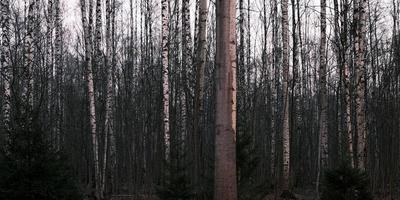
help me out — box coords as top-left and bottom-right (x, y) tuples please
(80, 0), (100, 198)
(161, 0), (170, 161)
(354, 0), (368, 170)
(22, 0), (37, 117)
(192, 0), (208, 194)
(316, 0), (328, 195)
(54, 0), (62, 150)
(214, 0), (237, 199)
(341, 0), (354, 167)
(281, 0), (291, 192)
(101, 0), (116, 196)
(1, 0), (11, 134)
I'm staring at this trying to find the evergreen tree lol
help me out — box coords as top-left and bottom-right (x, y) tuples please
(0, 120), (82, 200)
(321, 164), (372, 200)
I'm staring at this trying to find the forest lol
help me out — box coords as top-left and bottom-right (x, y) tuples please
(0, 0), (400, 199)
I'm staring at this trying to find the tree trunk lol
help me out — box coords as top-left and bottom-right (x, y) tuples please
(281, 0), (291, 192)
(101, 0), (116, 196)
(23, 0), (37, 118)
(316, 0), (328, 196)
(54, 0), (63, 150)
(161, 0), (170, 161)
(80, 0), (100, 198)
(1, 0), (11, 134)
(214, 0), (237, 199)
(355, 0), (368, 170)
(192, 0), (208, 195)
(341, 0), (354, 167)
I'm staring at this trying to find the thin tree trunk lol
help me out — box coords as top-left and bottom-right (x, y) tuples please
(214, 0), (237, 199)
(23, 0), (37, 118)
(80, 0), (100, 198)
(341, 0), (354, 167)
(281, 0), (291, 192)
(161, 0), (170, 161)
(46, 0), (54, 141)
(316, 0), (328, 196)
(192, 0), (208, 195)
(101, 0), (116, 196)
(54, 0), (62, 150)
(1, 0), (11, 134)
(181, 0), (191, 142)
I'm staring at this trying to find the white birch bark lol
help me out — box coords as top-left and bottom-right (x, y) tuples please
(355, 0), (368, 170)
(80, 0), (100, 198)
(1, 0), (12, 134)
(281, 0), (291, 191)
(316, 0), (328, 195)
(23, 0), (36, 117)
(101, 0), (115, 195)
(161, 0), (170, 161)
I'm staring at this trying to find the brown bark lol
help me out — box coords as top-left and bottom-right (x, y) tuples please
(214, 0), (238, 199)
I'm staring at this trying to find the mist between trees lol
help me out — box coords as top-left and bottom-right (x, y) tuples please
(1, 0), (399, 200)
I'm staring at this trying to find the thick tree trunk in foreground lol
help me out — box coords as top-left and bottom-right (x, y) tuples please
(355, 0), (368, 170)
(281, 0), (291, 192)
(214, 0), (238, 199)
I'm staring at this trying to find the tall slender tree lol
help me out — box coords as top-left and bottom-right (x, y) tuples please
(316, 0), (328, 196)
(23, 0), (37, 117)
(54, 0), (62, 150)
(80, 0), (100, 198)
(161, 0), (170, 161)
(1, 0), (11, 134)
(214, 0), (238, 199)
(341, 0), (354, 167)
(192, 0), (208, 194)
(281, 0), (291, 192)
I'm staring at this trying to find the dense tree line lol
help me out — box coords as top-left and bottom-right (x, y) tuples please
(1, 0), (400, 199)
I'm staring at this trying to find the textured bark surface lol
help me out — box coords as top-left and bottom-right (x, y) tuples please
(54, 0), (63, 150)
(101, 0), (116, 196)
(281, 0), (291, 192)
(80, 0), (100, 198)
(355, 0), (367, 170)
(316, 0), (328, 195)
(181, 0), (192, 140)
(319, 0), (329, 173)
(192, 0), (208, 194)
(1, 0), (11, 134)
(341, 0), (354, 167)
(161, 0), (170, 161)
(214, 0), (238, 199)
(23, 0), (37, 116)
